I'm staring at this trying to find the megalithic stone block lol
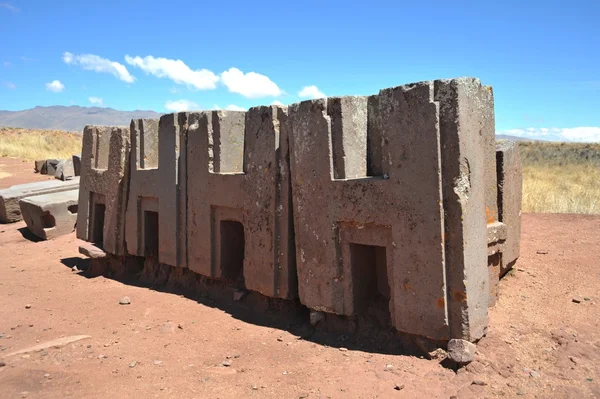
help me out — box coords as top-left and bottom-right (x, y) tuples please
(186, 107), (296, 299)
(287, 86), (449, 339)
(19, 189), (79, 239)
(54, 158), (76, 181)
(34, 160), (46, 174)
(76, 125), (130, 255)
(496, 141), (522, 275)
(125, 116), (188, 267)
(72, 154), (82, 176)
(434, 78), (490, 341)
(46, 159), (60, 176)
(288, 78), (491, 341)
(0, 178), (80, 223)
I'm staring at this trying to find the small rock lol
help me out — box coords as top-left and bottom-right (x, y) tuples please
(339, 347), (348, 352)
(20, 391), (28, 398)
(572, 297), (582, 304)
(472, 380), (487, 386)
(529, 370), (540, 378)
(584, 297), (591, 301)
(21, 354), (30, 359)
(44, 373), (51, 379)
(153, 360), (163, 365)
(536, 250), (548, 254)
(129, 361), (137, 368)
(0, 361), (6, 367)
(277, 337), (283, 342)
(222, 360), (232, 367)
(385, 364), (393, 370)
(98, 354), (107, 359)
(119, 297), (131, 305)
(233, 289), (248, 301)
(447, 339), (477, 364)
(25, 304), (31, 309)
(394, 383), (405, 391)
(252, 385), (258, 390)
(282, 370), (288, 375)
(299, 394), (309, 398)
(569, 356), (578, 364)
(309, 310), (325, 326)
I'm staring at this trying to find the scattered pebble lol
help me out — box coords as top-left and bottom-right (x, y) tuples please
(222, 360), (232, 367)
(98, 354), (107, 359)
(282, 370), (288, 375)
(25, 304), (31, 309)
(44, 373), (51, 379)
(119, 297), (131, 305)
(536, 250), (548, 255)
(572, 297), (582, 304)
(385, 364), (393, 370)
(394, 383), (405, 391)
(530, 370), (540, 378)
(0, 361), (6, 367)
(472, 380), (487, 386)
(129, 361), (137, 368)
(584, 297), (591, 301)
(153, 360), (163, 366)
(277, 337), (283, 342)
(252, 385), (258, 390)
(339, 347), (348, 352)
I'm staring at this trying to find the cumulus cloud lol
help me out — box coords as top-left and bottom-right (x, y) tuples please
(271, 100), (285, 106)
(3, 61), (11, 68)
(220, 68), (283, 98)
(498, 127), (600, 143)
(46, 80), (65, 92)
(88, 96), (103, 106)
(0, 3), (19, 12)
(298, 85), (325, 99)
(126, 55), (219, 90)
(63, 52), (135, 83)
(165, 99), (199, 112)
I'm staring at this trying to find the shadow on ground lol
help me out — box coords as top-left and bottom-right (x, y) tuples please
(61, 254), (453, 365)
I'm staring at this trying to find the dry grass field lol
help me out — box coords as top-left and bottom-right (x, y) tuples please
(0, 127), (598, 214)
(0, 127), (82, 161)
(518, 141), (600, 214)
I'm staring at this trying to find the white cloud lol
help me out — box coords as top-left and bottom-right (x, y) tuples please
(63, 52), (135, 83)
(4, 81), (16, 89)
(220, 67), (283, 98)
(498, 127), (600, 143)
(298, 85), (325, 99)
(0, 3), (19, 12)
(88, 96), (104, 106)
(165, 99), (199, 112)
(46, 80), (65, 92)
(226, 104), (246, 111)
(271, 100), (285, 106)
(3, 61), (11, 68)
(126, 55), (219, 90)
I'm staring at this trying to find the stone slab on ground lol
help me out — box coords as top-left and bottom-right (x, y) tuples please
(54, 158), (76, 181)
(19, 189), (79, 239)
(0, 177), (80, 223)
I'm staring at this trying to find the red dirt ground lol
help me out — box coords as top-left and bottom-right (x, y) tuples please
(0, 156), (599, 399)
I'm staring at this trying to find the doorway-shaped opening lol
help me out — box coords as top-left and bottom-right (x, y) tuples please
(350, 243), (391, 325)
(144, 210), (159, 257)
(220, 220), (245, 286)
(91, 203), (105, 248)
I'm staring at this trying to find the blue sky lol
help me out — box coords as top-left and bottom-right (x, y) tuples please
(1, 0), (599, 141)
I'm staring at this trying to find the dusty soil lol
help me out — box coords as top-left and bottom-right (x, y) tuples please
(0, 157), (599, 399)
(0, 158), (53, 188)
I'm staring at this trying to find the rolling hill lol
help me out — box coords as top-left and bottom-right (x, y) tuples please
(0, 106), (162, 132)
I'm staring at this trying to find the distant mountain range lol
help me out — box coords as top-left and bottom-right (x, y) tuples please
(0, 106), (162, 132)
(0, 105), (539, 141)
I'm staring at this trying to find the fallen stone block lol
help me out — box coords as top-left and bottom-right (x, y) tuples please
(447, 339), (477, 365)
(46, 159), (60, 176)
(0, 177), (80, 223)
(79, 242), (107, 259)
(19, 189), (79, 240)
(34, 160), (46, 174)
(54, 158), (76, 181)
